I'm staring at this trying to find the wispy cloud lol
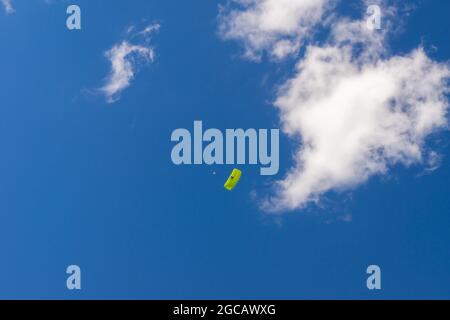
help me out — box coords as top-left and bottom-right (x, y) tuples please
(2, 0), (63, 14)
(100, 23), (159, 103)
(100, 42), (155, 103)
(1, 0), (15, 14)
(218, 0), (333, 61)
(219, 1), (450, 212)
(136, 24), (160, 37)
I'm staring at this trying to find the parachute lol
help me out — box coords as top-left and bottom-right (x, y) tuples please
(224, 169), (242, 191)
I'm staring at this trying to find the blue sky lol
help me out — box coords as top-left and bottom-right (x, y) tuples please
(0, 0), (449, 299)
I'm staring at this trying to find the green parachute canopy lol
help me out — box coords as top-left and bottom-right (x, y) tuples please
(224, 169), (242, 191)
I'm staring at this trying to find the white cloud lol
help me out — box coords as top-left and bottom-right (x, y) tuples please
(2, 0), (60, 13)
(424, 151), (442, 173)
(137, 24), (161, 37)
(218, 0), (333, 61)
(219, 0), (450, 212)
(100, 24), (159, 103)
(264, 20), (450, 212)
(100, 42), (155, 103)
(1, 0), (15, 14)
